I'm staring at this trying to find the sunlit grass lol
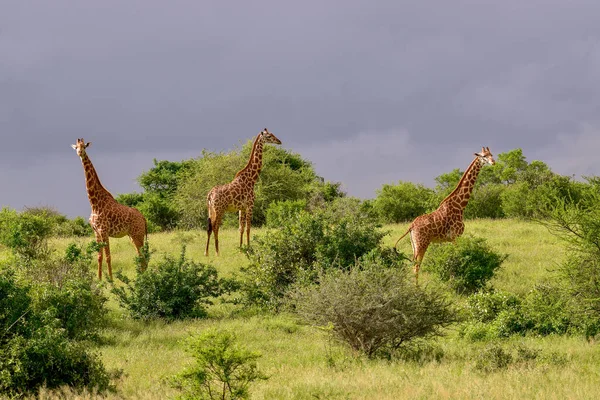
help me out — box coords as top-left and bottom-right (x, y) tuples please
(15, 219), (600, 399)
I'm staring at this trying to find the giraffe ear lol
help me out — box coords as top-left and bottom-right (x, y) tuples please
(71, 144), (77, 150)
(85, 142), (91, 148)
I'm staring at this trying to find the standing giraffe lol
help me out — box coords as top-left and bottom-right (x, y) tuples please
(205, 128), (282, 256)
(72, 138), (148, 279)
(394, 147), (495, 283)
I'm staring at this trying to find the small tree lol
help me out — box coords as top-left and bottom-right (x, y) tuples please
(372, 181), (434, 223)
(172, 330), (267, 400)
(424, 236), (507, 294)
(112, 246), (230, 320)
(290, 262), (458, 358)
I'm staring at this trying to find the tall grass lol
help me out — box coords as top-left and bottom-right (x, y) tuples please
(11, 219), (600, 399)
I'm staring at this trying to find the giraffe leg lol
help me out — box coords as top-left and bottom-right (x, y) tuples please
(245, 209), (253, 247)
(104, 239), (113, 280)
(213, 217), (222, 256)
(205, 216), (213, 257)
(131, 234), (146, 271)
(95, 233), (104, 280)
(239, 210), (246, 248)
(410, 231), (428, 286)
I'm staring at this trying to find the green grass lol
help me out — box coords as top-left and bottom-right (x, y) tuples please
(18, 220), (600, 399)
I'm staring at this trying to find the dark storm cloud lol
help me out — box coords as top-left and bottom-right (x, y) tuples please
(1, 0), (600, 216)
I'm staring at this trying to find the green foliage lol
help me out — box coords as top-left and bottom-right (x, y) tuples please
(372, 181), (434, 223)
(425, 236), (507, 294)
(540, 194), (600, 334)
(112, 247), (230, 320)
(171, 329), (267, 400)
(0, 270), (31, 339)
(242, 198), (385, 309)
(461, 285), (575, 339)
(0, 207), (53, 260)
(115, 159), (191, 231)
(290, 262), (458, 358)
(473, 343), (567, 373)
(175, 142), (328, 229)
(463, 184), (505, 219)
(473, 344), (513, 373)
(315, 198), (386, 269)
(0, 270), (111, 397)
(136, 192), (180, 232)
(466, 290), (521, 323)
(139, 159), (192, 195)
(265, 199), (307, 228)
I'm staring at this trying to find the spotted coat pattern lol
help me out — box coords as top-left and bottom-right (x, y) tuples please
(395, 147), (495, 283)
(73, 138), (147, 279)
(205, 129), (281, 256)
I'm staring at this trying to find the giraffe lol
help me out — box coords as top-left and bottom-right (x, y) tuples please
(394, 146), (495, 283)
(205, 128), (282, 256)
(72, 138), (148, 279)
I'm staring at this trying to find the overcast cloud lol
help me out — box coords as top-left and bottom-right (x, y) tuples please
(1, 0), (600, 217)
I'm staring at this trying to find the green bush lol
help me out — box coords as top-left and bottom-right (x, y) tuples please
(112, 247), (230, 320)
(463, 184), (506, 219)
(242, 211), (324, 309)
(372, 181), (434, 223)
(0, 271), (111, 397)
(474, 344), (513, 373)
(290, 262), (458, 358)
(242, 198), (385, 310)
(265, 199), (307, 228)
(424, 236), (507, 294)
(0, 208), (53, 260)
(466, 290), (521, 323)
(171, 329), (267, 400)
(0, 270), (31, 339)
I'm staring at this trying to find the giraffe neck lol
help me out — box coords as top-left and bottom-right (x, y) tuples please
(80, 154), (115, 208)
(234, 134), (264, 184)
(440, 157), (484, 211)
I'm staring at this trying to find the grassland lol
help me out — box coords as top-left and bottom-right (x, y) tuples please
(31, 220), (600, 399)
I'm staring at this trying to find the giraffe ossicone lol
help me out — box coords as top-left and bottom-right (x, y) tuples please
(72, 138), (148, 280)
(394, 146), (495, 284)
(205, 128), (282, 256)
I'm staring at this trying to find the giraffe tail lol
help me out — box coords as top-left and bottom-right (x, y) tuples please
(207, 217), (213, 235)
(393, 228), (411, 251)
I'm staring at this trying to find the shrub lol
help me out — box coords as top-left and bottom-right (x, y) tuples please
(466, 290), (521, 323)
(0, 270), (111, 397)
(540, 195), (600, 335)
(112, 246), (230, 320)
(315, 198), (386, 269)
(473, 344), (513, 373)
(242, 211), (324, 309)
(290, 263), (458, 358)
(242, 198), (385, 310)
(424, 236), (507, 294)
(463, 184), (506, 219)
(0, 321), (111, 397)
(372, 181), (434, 223)
(171, 329), (267, 400)
(0, 270), (31, 339)
(265, 199), (307, 228)
(0, 208), (53, 260)
(54, 216), (94, 237)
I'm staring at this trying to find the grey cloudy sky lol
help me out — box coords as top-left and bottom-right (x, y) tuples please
(1, 0), (600, 218)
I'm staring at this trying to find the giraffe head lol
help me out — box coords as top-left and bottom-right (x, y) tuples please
(71, 138), (91, 158)
(259, 128), (282, 145)
(474, 146), (495, 166)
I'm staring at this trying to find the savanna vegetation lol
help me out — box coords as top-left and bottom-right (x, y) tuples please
(1, 143), (600, 399)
